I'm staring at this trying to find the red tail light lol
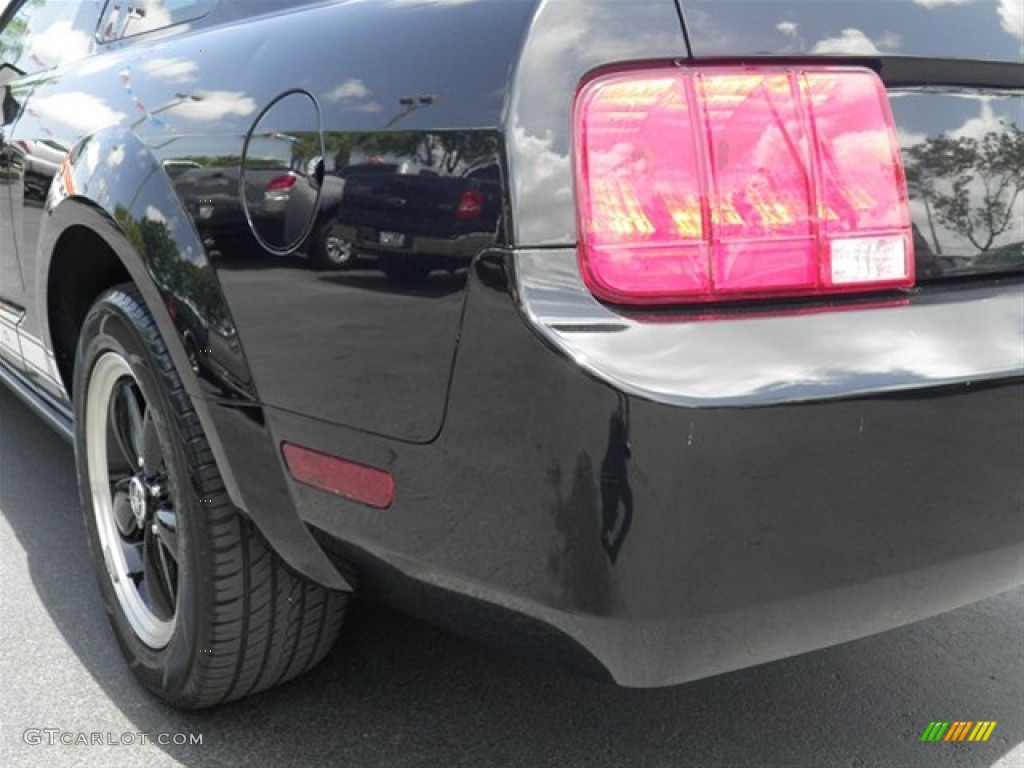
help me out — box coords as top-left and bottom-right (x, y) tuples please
(266, 173), (298, 192)
(573, 66), (914, 305)
(456, 189), (485, 221)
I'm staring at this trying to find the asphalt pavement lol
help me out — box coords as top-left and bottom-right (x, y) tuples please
(1, 383), (1021, 768)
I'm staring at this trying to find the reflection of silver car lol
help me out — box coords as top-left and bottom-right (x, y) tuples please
(161, 160), (202, 180)
(17, 138), (66, 198)
(261, 170), (298, 215)
(286, 173), (347, 266)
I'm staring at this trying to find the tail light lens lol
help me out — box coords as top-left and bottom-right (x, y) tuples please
(573, 66), (914, 305)
(266, 173), (298, 192)
(456, 189), (485, 221)
(265, 173), (297, 201)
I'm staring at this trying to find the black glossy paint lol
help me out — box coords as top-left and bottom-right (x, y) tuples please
(0, 0), (1021, 686)
(678, 0), (1023, 61)
(272, 252), (1024, 685)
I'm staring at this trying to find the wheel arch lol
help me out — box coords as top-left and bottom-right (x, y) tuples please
(40, 193), (252, 513)
(47, 221), (132, 402)
(37, 126), (351, 592)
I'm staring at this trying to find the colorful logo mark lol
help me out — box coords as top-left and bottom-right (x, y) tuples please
(921, 721), (997, 742)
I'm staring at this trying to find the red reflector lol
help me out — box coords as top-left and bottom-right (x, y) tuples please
(266, 173), (298, 192)
(282, 443), (394, 509)
(573, 66), (914, 305)
(456, 189), (485, 221)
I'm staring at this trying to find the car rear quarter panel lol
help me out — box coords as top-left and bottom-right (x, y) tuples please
(284, 0), (1024, 683)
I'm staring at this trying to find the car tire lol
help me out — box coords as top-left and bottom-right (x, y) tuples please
(310, 222), (355, 270)
(73, 285), (347, 709)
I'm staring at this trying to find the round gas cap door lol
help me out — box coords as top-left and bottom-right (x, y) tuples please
(241, 90), (323, 254)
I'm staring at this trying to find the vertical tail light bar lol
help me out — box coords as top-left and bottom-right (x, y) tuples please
(573, 66), (914, 305)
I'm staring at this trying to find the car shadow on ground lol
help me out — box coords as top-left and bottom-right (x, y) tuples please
(1, 385), (1021, 768)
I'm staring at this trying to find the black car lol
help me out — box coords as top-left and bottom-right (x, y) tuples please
(0, 0), (1021, 709)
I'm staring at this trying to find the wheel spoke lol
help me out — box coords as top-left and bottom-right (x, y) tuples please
(122, 539), (145, 582)
(111, 485), (138, 537)
(157, 543), (178, 605)
(153, 505), (179, 562)
(111, 380), (144, 469)
(143, 523), (176, 618)
(140, 407), (164, 475)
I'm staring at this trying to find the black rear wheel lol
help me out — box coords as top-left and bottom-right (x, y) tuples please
(74, 285), (348, 708)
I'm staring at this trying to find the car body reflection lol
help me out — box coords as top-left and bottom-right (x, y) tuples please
(167, 132), (504, 282)
(173, 163), (253, 256)
(18, 138), (66, 199)
(302, 159), (500, 279)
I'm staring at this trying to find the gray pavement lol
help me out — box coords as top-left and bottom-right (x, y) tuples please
(1, 383), (1021, 768)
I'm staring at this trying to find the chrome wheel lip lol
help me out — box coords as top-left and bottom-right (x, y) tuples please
(86, 351), (177, 649)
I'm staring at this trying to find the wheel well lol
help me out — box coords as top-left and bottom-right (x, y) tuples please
(48, 226), (132, 399)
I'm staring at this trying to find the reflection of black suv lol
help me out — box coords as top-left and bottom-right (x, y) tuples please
(301, 162), (501, 276)
(0, 0), (1021, 710)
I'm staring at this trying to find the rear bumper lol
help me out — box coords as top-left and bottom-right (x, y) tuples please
(514, 250), (1024, 408)
(319, 534), (1022, 687)
(332, 222), (494, 265)
(281, 249), (1024, 685)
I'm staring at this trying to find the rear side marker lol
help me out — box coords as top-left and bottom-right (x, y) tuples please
(282, 443), (395, 509)
(574, 65), (914, 305)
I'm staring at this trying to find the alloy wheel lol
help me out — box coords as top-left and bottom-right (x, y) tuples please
(85, 351), (179, 649)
